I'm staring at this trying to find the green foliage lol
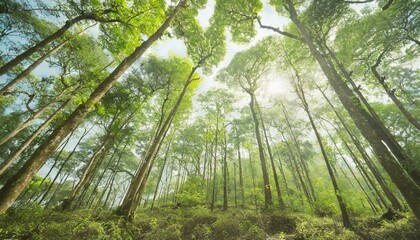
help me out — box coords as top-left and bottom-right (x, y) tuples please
(1, 207), (419, 239)
(176, 176), (206, 206)
(353, 215), (420, 240)
(214, 0), (262, 43)
(181, 207), (217, 239)
(295, 216), (360, 240)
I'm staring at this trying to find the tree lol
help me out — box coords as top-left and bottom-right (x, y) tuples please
(217, 37), (279, 208)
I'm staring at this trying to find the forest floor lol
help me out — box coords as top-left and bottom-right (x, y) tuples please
(0, 205), (419, 239)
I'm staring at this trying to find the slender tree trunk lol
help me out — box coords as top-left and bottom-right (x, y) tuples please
(325, 127), (379, 214)
(0, 2), (184, 214)
(278, 127), (312, 205)
(222, 129), (228, 211)
(44, 172), (71, 208)
(0, 25), (91, 96)
(256, 101), (286, 209)
(280, 103), (317, 202)
(61, 132), (113, 210)
(151, 141), (171, 211)
(117, 65), (198, 219)
(318, 88), (404, 210)
(247, 147), (258, 211)
(98, 143), (128, 208)
(0, 99), (70, 175)
(211, 118), (219, 211)
(295, 80), (351, 228)
(0, 89), (69, 146)
(235, 128), (245, 207)
(284, 0), (420, 219)
(248, 93), (272, 207)
(40, 125), (92, 206)
(234, 161), (238, 208)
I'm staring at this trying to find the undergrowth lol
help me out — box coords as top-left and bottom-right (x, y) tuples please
(0, 205), (418, 239)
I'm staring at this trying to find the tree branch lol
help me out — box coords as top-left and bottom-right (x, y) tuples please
(257, 18), (304, 42)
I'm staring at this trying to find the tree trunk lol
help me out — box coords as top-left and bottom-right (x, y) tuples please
(0, 89), (69, 146)
(256, 100), (286, 209)
(40, 126), (92, 206)
(326, 46), (420, 187)
(117, 63), (196, 219)
(295, 80), (351, 228)
(0, 1), (183, 214)
(235, 127), (245, 207)
(318, 87), (403, 210)
(0, 99), (70, 176)
(284, 0), (420, 219)
(61, 133), (112, 210)
(280, 103), (317, 202)
(151, 141), (171, 211)
(0, 25), (91, 96)
(222, 129), (228, 211)
(248, 93), (272, 207)
(211, 118), (219, 211)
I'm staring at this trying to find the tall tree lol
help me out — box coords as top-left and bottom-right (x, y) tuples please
(217, 37), (279, 208)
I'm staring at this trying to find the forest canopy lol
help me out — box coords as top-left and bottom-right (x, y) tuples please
(0, 0), (419, 239)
